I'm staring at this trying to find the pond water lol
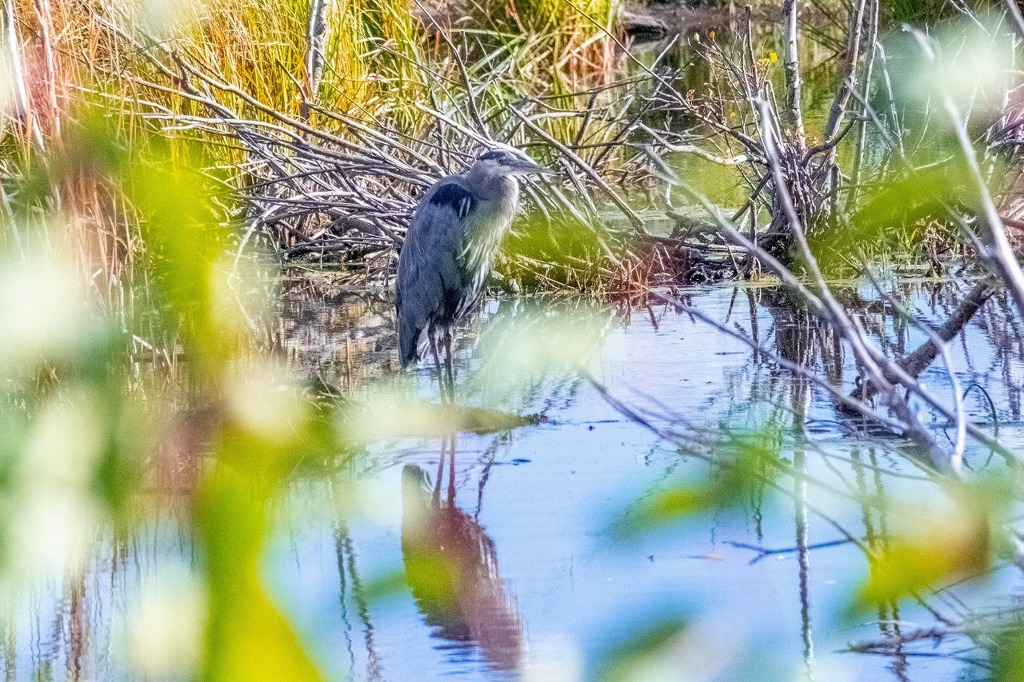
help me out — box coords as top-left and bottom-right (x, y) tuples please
(6, 278), (1024, 681)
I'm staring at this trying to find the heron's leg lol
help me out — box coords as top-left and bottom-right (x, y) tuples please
(428, 330), (449, 404)
(432, 433), (446, 507)
(446, 435), (457, 506)
(442, 328), (456, 403)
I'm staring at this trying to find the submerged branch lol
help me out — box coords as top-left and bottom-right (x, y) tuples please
(846, 277), (1000, 408)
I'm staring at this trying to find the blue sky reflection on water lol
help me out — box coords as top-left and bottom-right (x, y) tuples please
(5, 280), (1023, 681)
(263, 280), (1021, 682)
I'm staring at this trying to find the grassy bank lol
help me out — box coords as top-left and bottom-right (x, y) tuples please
(3, 0), (644, 297)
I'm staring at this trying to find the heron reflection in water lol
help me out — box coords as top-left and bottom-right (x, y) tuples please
(401, 437), (525, 672)
(395, 148), (550, 402)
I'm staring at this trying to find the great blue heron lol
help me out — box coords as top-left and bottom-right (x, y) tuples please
(395, 148), (549, 401)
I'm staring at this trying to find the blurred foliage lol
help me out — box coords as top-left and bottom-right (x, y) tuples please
(595, 618), (689, 682)
(809, 157), (974, 273)
(1, 0), (1024, 678)
(500, 216), (623, 291)
(883, 17), (1017, 131)
(852, 478), (1011, 611)
(0, 109), (611, 678)
(199, 467), (324, 681)
(339, 391), (542, 444)
(848, 160), (971, 235)
(993, 623), (1024, 682)
(613, 424), (781, 539)
(0, 112), (350, 678)
(804, 15), (1020, 275)
(470, 301), (607, 404)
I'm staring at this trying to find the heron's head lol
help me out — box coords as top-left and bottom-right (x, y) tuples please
(472, 148), (550, 178)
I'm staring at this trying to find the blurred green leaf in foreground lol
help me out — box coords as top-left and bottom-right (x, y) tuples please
(611, 424), (782, 540)
(0, 114), (349, 680)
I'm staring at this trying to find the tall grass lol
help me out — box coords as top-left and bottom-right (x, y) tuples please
(1, 0), (633, 298)
(464, 0), (623, 89)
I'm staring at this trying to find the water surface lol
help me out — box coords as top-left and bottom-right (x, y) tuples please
(8, 278), (1024, 681)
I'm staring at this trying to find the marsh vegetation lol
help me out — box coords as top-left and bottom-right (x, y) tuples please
(4, 0), (1024, 679)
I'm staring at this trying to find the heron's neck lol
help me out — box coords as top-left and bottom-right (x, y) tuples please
(466, 169), (517, 202)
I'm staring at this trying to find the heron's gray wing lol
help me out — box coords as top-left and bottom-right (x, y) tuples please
(395, 177), (475, 366)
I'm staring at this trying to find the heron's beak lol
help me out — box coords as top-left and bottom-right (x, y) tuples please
(507, 157), (553, 176)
